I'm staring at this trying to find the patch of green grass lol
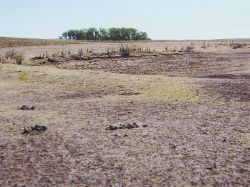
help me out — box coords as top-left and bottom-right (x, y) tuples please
(63, 83), (81, 89)
(17, 73), (29, 82)
(240, 133), (250, 149)
(103, 76), (202, 102)
(139, 79), (200, 102)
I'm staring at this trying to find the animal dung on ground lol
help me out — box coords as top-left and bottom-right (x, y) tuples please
(106, 122), (142, 131)
(18, 105), (36, 111)
(119, 92), (140, 96)
(22, 125), (47, 135)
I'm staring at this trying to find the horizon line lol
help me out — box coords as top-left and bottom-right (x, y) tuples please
(1, 35), (250, 42)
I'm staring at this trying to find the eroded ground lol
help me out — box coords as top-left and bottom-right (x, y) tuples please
(0, 47), (250, 186)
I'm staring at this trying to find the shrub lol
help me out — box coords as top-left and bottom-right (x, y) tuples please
(185, 46), (195, 52)
(231, 43), (246, 49)
(78, 48), (84, 57)
(119, 45), (131, 58)
(0, 54), (3, 63)
(180, 46), (195, 53)
(15, 54), (25, 64)
(34, 52), (50, 59)
(5, 50), (17, 59)
(0, 50), (25, 64)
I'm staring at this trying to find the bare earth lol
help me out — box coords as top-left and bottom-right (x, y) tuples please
(0, 40), (249, 186)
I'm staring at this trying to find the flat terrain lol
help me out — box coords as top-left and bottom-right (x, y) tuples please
(1, 37), (250, 58)
(0, 39), (249, 186)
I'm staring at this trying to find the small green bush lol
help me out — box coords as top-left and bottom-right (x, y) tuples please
(15, 54), (25, 64)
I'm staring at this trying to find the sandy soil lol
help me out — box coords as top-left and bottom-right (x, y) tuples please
(0, 42), (250, 186)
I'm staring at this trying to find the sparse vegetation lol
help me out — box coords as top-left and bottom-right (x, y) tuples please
(201, 41), (207, 49)
(179, 46), (195, 52)
(0, 50), (25, 64)
(15, 54), (25, 64)
(119, 45), (131, 57)
(185, 46), (195, 52)
(30, 44), (161, 63)
(34, 52), (50, 59)
(231, 43), (246, 49)
(78, 48), (84, 57)
(165, 46), (177, 53)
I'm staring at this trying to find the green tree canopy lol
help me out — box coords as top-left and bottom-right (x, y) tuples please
(61, 28), (150, 41)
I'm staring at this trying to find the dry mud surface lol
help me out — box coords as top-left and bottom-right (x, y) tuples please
(0, 48), (250, 186)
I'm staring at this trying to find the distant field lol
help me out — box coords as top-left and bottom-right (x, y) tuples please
(0, 37), (82, 48)
(1, 36), (250, 48)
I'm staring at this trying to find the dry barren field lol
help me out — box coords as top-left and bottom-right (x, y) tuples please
(0, 39), (250, 186)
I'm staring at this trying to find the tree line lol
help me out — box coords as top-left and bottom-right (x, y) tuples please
(60, 28), (150, 41)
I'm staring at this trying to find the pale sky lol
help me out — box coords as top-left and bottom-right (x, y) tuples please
(0, 0), (249, 39)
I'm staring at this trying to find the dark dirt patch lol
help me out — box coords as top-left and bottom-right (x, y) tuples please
(32, 52), (158, 66)
(201, 80), (250, 102)
(61, 52), (233, 77)
(53, 91), (111, 100)
(118, 91), (140, 96)
(30, 51), (250, 80)
(203, 74), (250, 79)
(54, 52), (250, 79)
(106, 122), (140, 130)
(22, 125), (47, 135)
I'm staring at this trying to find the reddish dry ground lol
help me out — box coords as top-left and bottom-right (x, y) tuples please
(0, 48), (250, 186)
(0, 37), (82, 48)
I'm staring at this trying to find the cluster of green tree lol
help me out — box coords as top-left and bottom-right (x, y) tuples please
(61, 28), (150, 41)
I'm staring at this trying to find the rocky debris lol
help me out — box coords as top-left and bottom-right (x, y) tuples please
(22, 125), (47, 135)
(18, 105), (36, 111)
(106, 122), (140, 131)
